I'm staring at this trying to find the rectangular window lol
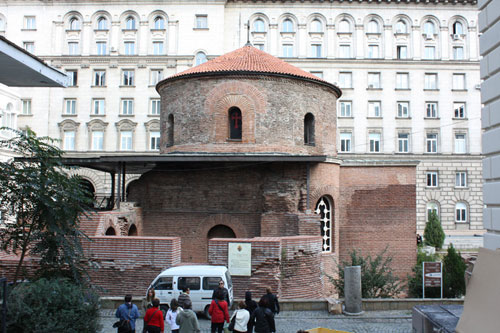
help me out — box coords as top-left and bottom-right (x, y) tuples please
(426, 133), (438, 153)
(282, 44), (293, 57)
(368, 73), (381, 89)
(339, 45), (351, 58)
(454, 133), (466, 153)
(151, 99), (161, 115)
(455, 172), (467, 188)
(426, 171), (438, 187)
(424, 46), (436, 60)
(91, 131), (104, 151)
(63, 131), (75, 150)
(369, 132), (381, 152)
(453, 46), (464, 60)
(340, 132), (352, 152)
(311, 44), (322, 58)
(397, 102), (409, 118)
(397, 45), (408, 59)
(178, 277), (200, 291)
(153, 41), (164, 55)
(22, 99), (32, 115)
(96, 42), (107, 55)
(254, 43), (265, 51)
(67, 70), (78, 86)
(453, 73), (466, 90)
(122, 99), (134, 115)
(426, 102), (438, 118)
(195, 15), (208, 29)
(456, 204), (467, 223)
(150, 131), (160, 150)
(398, 133), (409, 153)
(150, 69), (163, 85)
(424, 73), (437, 90)
(339, 72), (352, 88)
(68, 42), (79, 55)
(368, 101), (381, 117)
(94, 70), (106, 86)
(122, 70), (135, 86)
(92, 99), (105, 115)
(310, 71), (323, 79)
(64, 99), (76, 115)
(454, 102), (466, 118)
(23, 42), (34, 53)
(339, 101), (352, 117)
(120, 131), (133, 151)
(124, 41), (135, 55)
(396, 73), (409, 89)
(24, 16), (36, 30)
(367, 45), (379, 58)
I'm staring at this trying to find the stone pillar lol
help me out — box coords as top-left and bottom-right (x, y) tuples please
(344, 266), (363, 315)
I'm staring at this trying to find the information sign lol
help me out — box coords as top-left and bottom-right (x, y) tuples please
(228, 243), (251, 276)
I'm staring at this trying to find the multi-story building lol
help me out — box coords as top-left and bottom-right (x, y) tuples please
(0, 0), (483, 235)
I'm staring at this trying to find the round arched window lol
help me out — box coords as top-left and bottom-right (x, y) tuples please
(315, 196), (332, 252)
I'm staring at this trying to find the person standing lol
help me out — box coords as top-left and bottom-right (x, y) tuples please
(212, 279), (230, 306)
(143, 289), (156, 312)
(115, 294), (140, 333)
(231, 301), (250, 333)
(245, 291), (258, 333)
(166, 298), (181, 333)
(143, 298), (164, 333)
(261, 287), (279, 315)
(208, 290), (229, 333)
(178, 287), (191, 309)
(249, 298), (275, 333)
(176, 300), (200, 333)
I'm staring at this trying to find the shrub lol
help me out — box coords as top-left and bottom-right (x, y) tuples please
(407, 247), (440, 298)
(328, 247), (403, 298)
(3, 277), (100, 333)
(443, 243), (466, 298)
(423, 211), (445, 250)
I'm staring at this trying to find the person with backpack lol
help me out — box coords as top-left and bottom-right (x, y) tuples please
(208, 290), (229, 333)
(115, 294), (140, 333)
(143, 298), (164, 333)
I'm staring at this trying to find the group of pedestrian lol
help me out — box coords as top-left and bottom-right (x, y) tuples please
(115, 282), (280, 333)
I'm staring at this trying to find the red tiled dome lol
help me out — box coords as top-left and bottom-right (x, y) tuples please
(160, 44), (340, 95)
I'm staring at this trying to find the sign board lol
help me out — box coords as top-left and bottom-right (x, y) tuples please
(228, 243), (251, 276)
(423, 261), (442, 298)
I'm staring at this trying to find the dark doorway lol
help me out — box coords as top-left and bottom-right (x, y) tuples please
(128, 224), (138, 236)
(105, 227), (116, 235)
(207, 225), (236, 239)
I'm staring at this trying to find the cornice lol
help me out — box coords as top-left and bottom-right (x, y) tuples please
(228, 0), (476, 4)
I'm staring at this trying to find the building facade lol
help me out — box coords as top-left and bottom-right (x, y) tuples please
(0, 0), (482, 234)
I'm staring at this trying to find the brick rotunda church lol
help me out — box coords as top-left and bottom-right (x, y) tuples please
(1, 45), (417, 298)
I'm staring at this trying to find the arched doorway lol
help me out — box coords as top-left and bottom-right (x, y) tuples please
(128, 224), (138, 236)
(207, 225), (236, 239)
(79, 179), (95, 200)
(105, 227), (116, 235)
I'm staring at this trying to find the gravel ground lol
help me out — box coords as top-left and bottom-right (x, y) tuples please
(100, 309), (412, 333)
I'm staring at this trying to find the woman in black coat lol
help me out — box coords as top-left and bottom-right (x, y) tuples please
(249, 298), (275, 333)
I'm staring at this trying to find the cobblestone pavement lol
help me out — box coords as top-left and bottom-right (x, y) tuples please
(100, 310), (412, 333)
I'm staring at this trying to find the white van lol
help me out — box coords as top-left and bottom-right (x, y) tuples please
(147, 265), (233, 317)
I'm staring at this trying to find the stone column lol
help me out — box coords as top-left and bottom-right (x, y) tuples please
(344, 266), (363, 315)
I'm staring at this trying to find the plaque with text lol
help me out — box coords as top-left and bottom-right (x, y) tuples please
(228, 243), (251, 276)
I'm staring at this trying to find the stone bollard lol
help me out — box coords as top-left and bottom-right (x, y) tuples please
(344, 266), (364, 315)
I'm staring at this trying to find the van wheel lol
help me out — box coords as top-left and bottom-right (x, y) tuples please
(204, 305), (211, 320)
(160, 304), (169, 319)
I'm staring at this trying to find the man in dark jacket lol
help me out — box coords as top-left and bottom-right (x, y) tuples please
(249, 298), (275, 333)
(261, 287), (280, 315)
(211, 279), (230, 306)
(178, 287), (191, 309)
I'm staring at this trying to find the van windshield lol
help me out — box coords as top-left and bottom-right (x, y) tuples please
(225, 271), (233, 290)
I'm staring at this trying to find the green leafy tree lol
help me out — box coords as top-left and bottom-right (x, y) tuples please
(407, 248), (440, 298)
(0, 128), (94, 283)
(3, 277), (100, 333)
(443, 243), (466, 298)
(327, 247), (403, 298)
(423, 211), (445, 249)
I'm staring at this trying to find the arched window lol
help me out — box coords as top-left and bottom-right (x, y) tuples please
(315, 196), (332, 252)
(424, 21), (435, 35)
(253, 19), (265, 32)
(282, 19), (294, 33)
(195, 52), (207, 65)
(167, 114), (174, 147)
(69, 17), (80, 30)
(228, 107), (242, 140)
(125, 16), (136, 30)
(105, 227), (116, 235)
(154, 16), (165, 29)
(128, 224), (138, 236)
(338, 20), (350, 33)
(395, 20), (407, 33)
(455, 202), (467, 222)
(97, 17), (108, 30)
(367, 20), (379, 33)
(207, 225), (236, 239)
(426, 201), (440, 221)
(304, 113), (315, 145)
(453, 21), (464, 35)
(311, 19), (322, 33)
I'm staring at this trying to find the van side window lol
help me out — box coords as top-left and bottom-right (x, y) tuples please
(178, 277), (200, 291)
(203, 277), (220, 290)
(153, 277), (173, 290)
